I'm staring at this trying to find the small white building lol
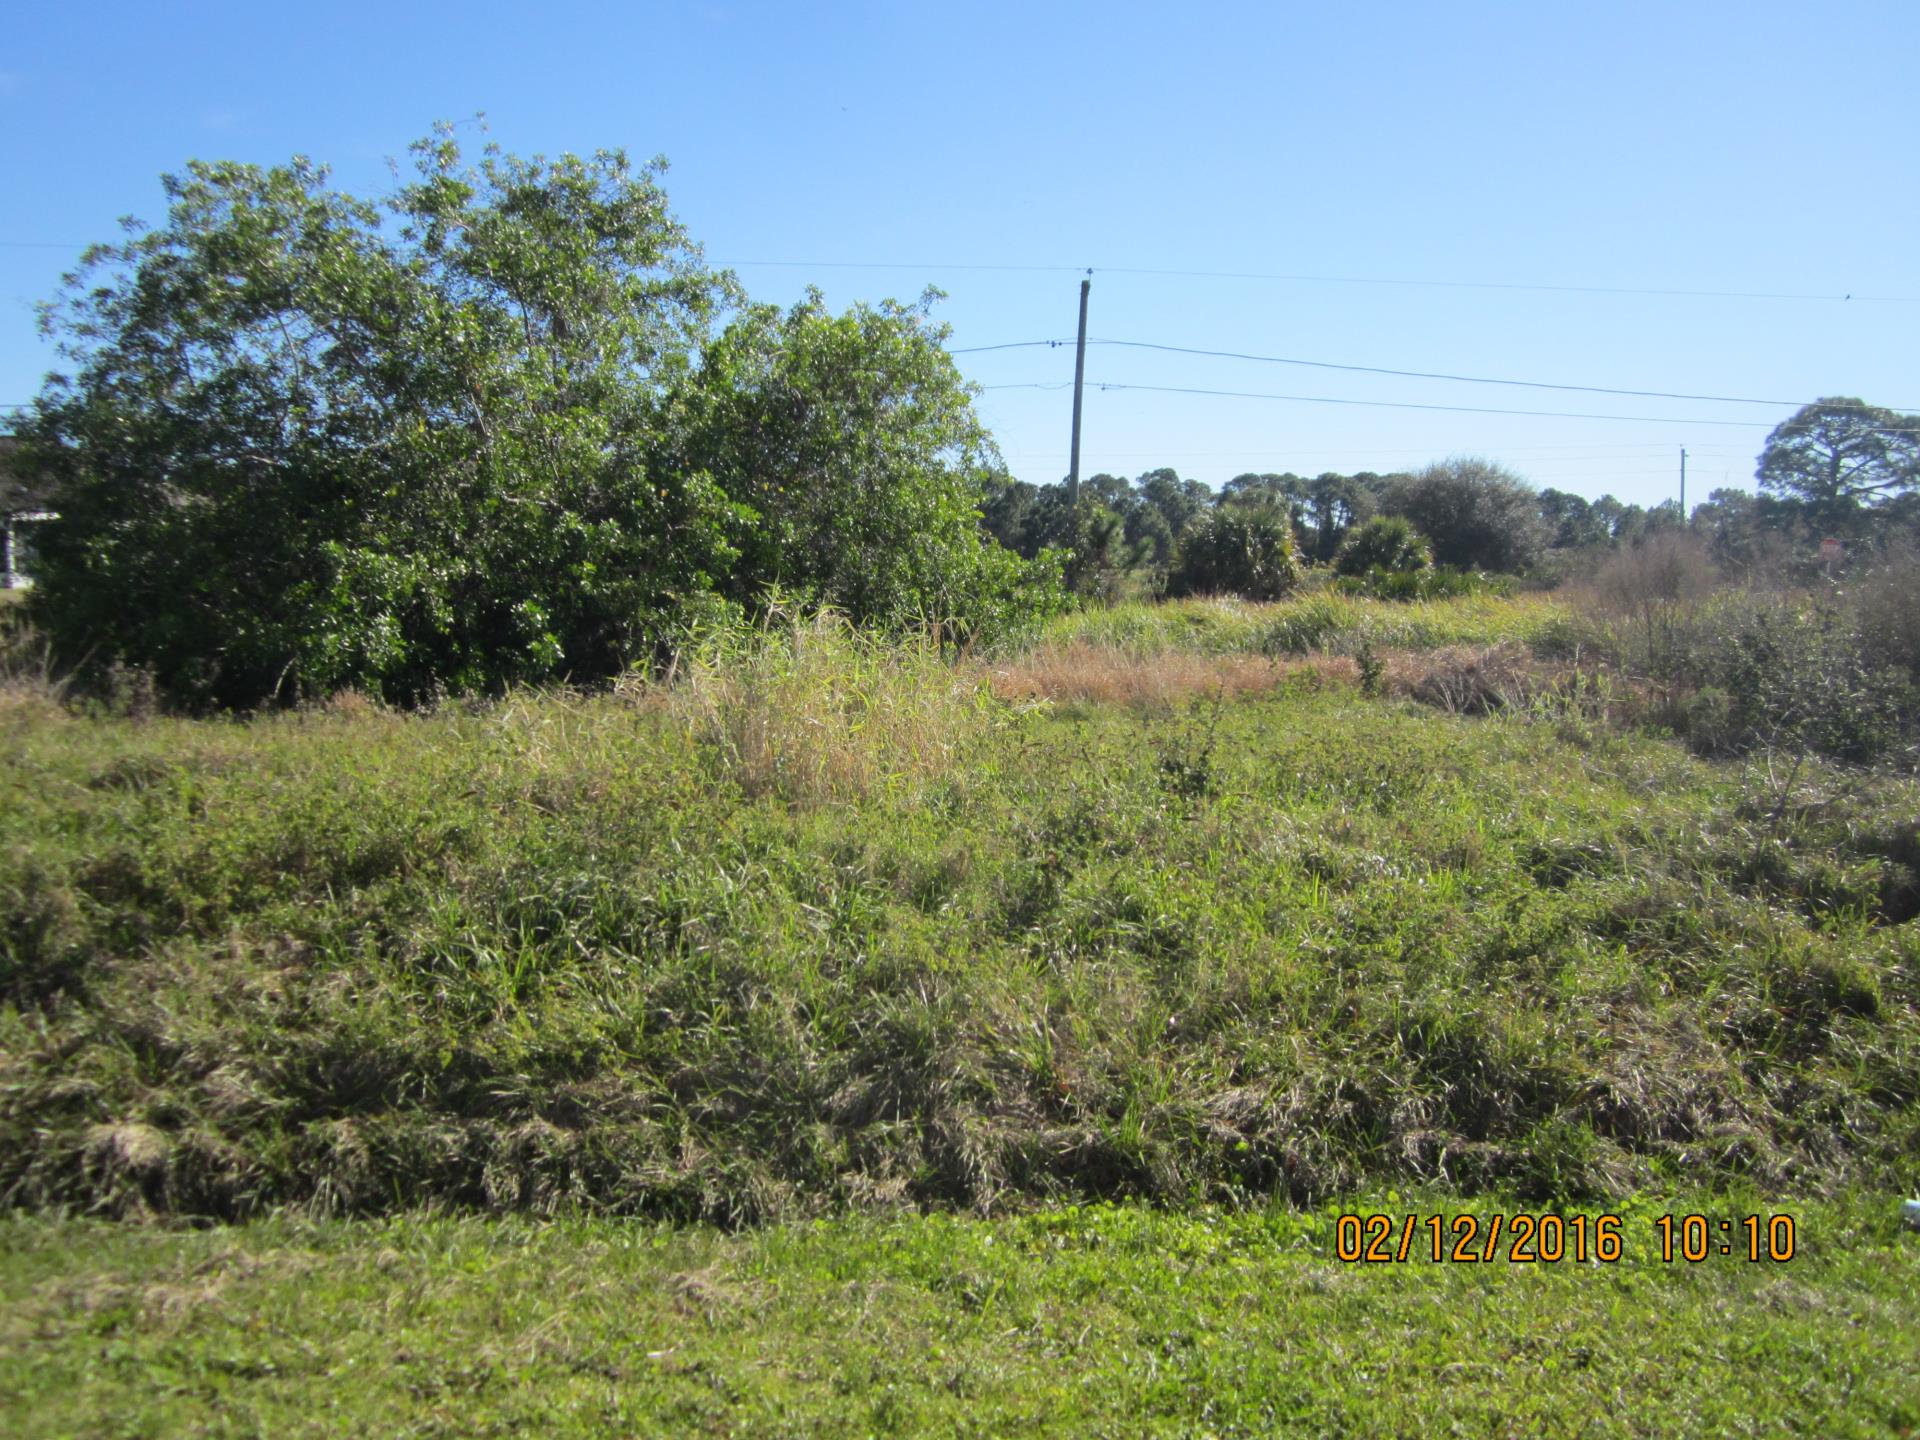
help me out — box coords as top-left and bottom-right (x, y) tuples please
(0, 437), (56, 590)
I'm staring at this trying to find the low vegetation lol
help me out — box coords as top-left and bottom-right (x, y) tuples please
(4, 597), (1916, 1226)
(5, 1198), (1916, 1437)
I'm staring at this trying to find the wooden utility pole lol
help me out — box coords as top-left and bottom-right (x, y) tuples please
(1067, 274), (1090, 504)
(1679, 447), (1687, 521)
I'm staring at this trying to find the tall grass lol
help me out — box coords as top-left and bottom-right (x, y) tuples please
(1044, 593), (1574, 658)
(4, 665), (1917, 1221)
(641, 608), (1000, 806)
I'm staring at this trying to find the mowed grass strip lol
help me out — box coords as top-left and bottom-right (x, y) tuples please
(3, 1199), (1915, 1437)
(3, 614), (1916, 1220)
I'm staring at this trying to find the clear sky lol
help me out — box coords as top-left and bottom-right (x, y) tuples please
(3, 0), (1916, 508)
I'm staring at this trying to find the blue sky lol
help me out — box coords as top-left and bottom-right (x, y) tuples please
(3, 0), (1915, 508)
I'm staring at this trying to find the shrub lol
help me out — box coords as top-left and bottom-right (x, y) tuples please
(18, 132), (1061, 709)
(1381, 457), (1549, 573)
(1165, 505), (1301, 600)
(1678, 594), (1914, 764)
(1333, 568), (1511, 602)
(1333, 515), (1431, 576)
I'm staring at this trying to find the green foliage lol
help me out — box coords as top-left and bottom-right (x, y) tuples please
(1384, 457), (1549, 573)
(1675, 594), (1915, 764)
(1333, 567), (1513, 602)
(669, 289), (1063, 640)
(1333, 514), (1431, 576)
(22, 136), (739, 707)
(17, 130), (1059, 707)
(1165, 503), (1301, 599)
(1354, 637), (1385, 696)
(1757, 396), (1920, 514)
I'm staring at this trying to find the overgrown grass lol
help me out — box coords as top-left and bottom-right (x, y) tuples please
(642, 609), (1001, 806)
(7, 591), (1920, 1431)
(4, 626), (1917, 1221)
(1042, 593), (1583, 659)
(4, 1198), (1915, 1437)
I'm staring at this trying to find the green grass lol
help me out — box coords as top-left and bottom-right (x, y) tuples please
(4, 623), (1916, 1220)
(4, 1198), (1915, 1436)
(1038, 593), (1595, 659)
(5, 597), (1918, 1431)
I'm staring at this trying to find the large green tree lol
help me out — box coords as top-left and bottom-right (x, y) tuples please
(21, 134), (736, 704)
(17, 130), (1055, 705)
(1756, 397), (1920, 515)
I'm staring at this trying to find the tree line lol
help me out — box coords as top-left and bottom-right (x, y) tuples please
(9, 125), (1918, 708)
(982, 393), (1920, 597)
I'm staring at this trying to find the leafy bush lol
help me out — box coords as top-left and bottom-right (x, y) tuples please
(1382, 457), (1549, 573)
(1333, 568), (1511, 602)
(1678, 595), (1915, 764)
(1165, 504), (1301, 600)
(1333, 515), (1431, 576)
(16, 131), (1061, 708)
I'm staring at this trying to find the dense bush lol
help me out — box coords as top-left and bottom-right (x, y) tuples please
(1848, 546), (1920, 682)
(14, 132), (1061, 707)
(1165, 504), (1301, 600)
(1333, 567), (1512, 602)
(1383, 458), (1549, 573)
(1333, 515), (1431, 576)
(1676, 595), (1915, 765)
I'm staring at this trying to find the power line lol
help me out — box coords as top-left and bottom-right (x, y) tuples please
(1083, 339), (1920, 413)
(956, 337), (1920, 413)
(949, 340), (1071, 355)
(993, 443), (1757, 460)
(1080, 381), (1779, 427)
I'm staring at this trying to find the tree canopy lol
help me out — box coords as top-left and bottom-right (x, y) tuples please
(1756, 397), (1920, 514)
(1381, 458), (1547, 573)
(16, 130), (1060, 706)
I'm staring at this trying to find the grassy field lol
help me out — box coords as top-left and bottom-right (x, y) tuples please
(1035, 592), (1592, 659)
(4, 594), (1918, 1432)
(6, 1198), (1917, 1437)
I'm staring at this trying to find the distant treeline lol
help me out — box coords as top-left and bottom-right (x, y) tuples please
(982, 396), (1920, 594)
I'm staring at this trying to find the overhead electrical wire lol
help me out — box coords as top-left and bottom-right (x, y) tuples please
(1084, 340), (1920, 412)
(951, 338), (1920, 414)
(1076, 382), (1778, 427)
